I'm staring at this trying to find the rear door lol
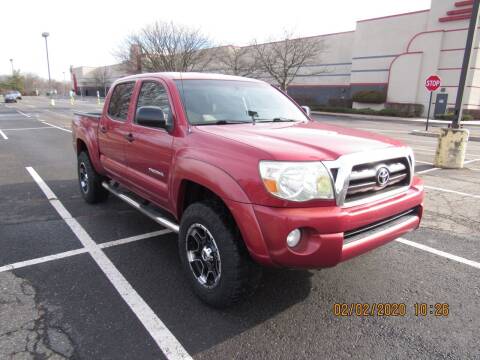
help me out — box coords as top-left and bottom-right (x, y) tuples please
(126, 79), (175, 207)
(98, 81), (135, 179)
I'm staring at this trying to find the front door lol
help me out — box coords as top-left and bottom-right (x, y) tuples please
(98, 82), (135, 179)
(126, 80), (174, 208)
(434, 93), (449, 118)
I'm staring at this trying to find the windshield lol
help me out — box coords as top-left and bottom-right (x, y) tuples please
(174, 79), (308, 125)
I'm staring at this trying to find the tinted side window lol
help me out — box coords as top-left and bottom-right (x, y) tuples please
(107, 82), (135, 121)
(136, 81), (173, 130)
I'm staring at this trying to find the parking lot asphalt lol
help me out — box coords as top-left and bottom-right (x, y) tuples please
(1, 97), (479, 359)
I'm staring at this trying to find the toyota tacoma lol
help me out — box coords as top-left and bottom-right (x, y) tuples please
(72, 73), (424, 307)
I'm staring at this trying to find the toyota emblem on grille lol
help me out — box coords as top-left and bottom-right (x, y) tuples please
(376, 167), (390, 187)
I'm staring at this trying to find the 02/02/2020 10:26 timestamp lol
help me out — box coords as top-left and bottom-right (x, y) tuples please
(332, 303), (449, 317)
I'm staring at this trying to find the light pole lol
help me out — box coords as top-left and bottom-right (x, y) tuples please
(452, 0), (479, 128)
(63, 71), (67, 97)
(9, 59), (14, 74)
(41, 32), (54, 105)
(434, 0), (479, 169)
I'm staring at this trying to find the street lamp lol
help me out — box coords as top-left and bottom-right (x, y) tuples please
(41, 32), (54, 105)
(433, 0), (479, 169)
(452, 0), (480, 128)
(9, 59), (14, 74)
(63, 71), (67, 97)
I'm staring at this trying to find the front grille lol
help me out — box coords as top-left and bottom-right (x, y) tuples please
(343, 207), (419, 245)
(345, 157), (411, 203)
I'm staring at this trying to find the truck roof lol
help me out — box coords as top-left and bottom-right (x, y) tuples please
(119, 72), (264, 83)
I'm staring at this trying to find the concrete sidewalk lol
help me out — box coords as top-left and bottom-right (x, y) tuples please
(411, 129), (480, 142)
(312, 111), (480, 127)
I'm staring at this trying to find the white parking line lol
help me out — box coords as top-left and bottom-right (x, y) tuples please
(16, 110), (31, 118)
(413, 146), (480, 157)
(415, 160), (434, 165)
(465, 158), (480, 164)
(415, 159), (480, 175)
(396, 238), (480, 270)
(40, 121), (72, 133)
(0, 230), (172, 274)
(46, 109), (72, 119)
(0, 129), (8, 140)
(416, 167), (440, 175)
(0, 248), (88, 273)
(357, 128), (409, 134)
(25, 167), (191, 360)
(3, 127), (53, 131)
(424, 185), (480, 199)
(100, 229), (172, 248)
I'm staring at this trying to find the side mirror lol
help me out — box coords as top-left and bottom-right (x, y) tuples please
(136, 106), (167, 129)
(301, 106), (311, 117)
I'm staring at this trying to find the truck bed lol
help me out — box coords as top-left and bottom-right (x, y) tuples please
(73, 111), (102, 119)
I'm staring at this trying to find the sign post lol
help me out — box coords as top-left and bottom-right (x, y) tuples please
(425, 75), (441, 131)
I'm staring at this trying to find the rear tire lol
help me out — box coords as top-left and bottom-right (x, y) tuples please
(77, 151), (109, 204)
(179, 201), (262, 308)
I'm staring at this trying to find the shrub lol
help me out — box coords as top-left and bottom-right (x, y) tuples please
(378, 108), (403, 117)
(352, 90), (386, 104)
(385, 103), (424, 118)
(446, 108), (479, 120)
(328, 98), (353, 109)
(289, 94), (317, 108)
(436, 112), (474, 121)
(313, 105), (426, 119)
(463, 109), (480, 120)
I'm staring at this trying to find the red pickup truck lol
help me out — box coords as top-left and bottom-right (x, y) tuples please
(73, 73), (424, 307)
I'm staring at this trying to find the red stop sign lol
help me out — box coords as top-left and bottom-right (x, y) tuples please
(425, 75), (441, 92)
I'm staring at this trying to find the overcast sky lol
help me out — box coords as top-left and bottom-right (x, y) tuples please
(1, 0), (431, 80)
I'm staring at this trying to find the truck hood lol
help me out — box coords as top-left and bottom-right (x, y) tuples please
(195, 120), (404, 161)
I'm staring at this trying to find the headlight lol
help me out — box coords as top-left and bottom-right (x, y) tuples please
(259, 161), (334, 202)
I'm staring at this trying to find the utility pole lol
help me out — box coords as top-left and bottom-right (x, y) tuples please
(9, 59), (14, 74)
(42, 32), (54, 106)
(452, 0), (480, 128)
(434, 1), (478, 169)
(63, 71), (67, 97)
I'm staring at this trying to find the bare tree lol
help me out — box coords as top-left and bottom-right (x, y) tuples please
(115, 21), (213, 73)
(252, 31), (326, 91)
(92, 66), (110, 96)
(215, 45), (259, 77)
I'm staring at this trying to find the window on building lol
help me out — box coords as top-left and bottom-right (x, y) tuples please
(107, 82), (135, 121)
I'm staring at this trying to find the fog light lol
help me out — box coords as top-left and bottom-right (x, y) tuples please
(286, 229), (302, 248)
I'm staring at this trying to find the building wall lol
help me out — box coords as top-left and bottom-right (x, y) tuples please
(71, 0), (478, 117)
(289, 0), (477, 116)
(71, 63), (130, 96)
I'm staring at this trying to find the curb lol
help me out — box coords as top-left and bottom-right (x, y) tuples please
(312, 111), (480, 127)
(410, 129), (480, 142)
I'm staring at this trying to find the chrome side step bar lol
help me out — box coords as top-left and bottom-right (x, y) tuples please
(101, 182), (180, 233)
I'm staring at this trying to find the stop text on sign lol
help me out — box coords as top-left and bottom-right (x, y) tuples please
(425, 75), (441, 92)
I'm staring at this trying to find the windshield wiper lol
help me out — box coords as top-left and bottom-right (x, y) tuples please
(196, 120), (251, 125)
(257, 117), (297, 123)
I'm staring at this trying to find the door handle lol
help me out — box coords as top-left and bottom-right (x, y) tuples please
(100, 126), (107, 134)
(125, 133), (135, 142)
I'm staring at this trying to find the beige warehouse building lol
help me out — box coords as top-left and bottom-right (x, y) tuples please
(72, 0), (479, 117)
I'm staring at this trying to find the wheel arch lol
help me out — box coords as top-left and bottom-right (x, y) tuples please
(75, 134), (104, 175)
(173, 158), (273, 266)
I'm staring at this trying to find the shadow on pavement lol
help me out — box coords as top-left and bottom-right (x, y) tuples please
(104, 236), (313, 355)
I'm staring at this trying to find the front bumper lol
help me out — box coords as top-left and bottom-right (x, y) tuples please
(247, 177), (424, 268)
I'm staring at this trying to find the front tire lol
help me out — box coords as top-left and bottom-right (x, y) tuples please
(77, 151), (109, 204)
(179, 201), (262, 308)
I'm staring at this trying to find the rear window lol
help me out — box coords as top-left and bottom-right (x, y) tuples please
(108, 82), (135, 121)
